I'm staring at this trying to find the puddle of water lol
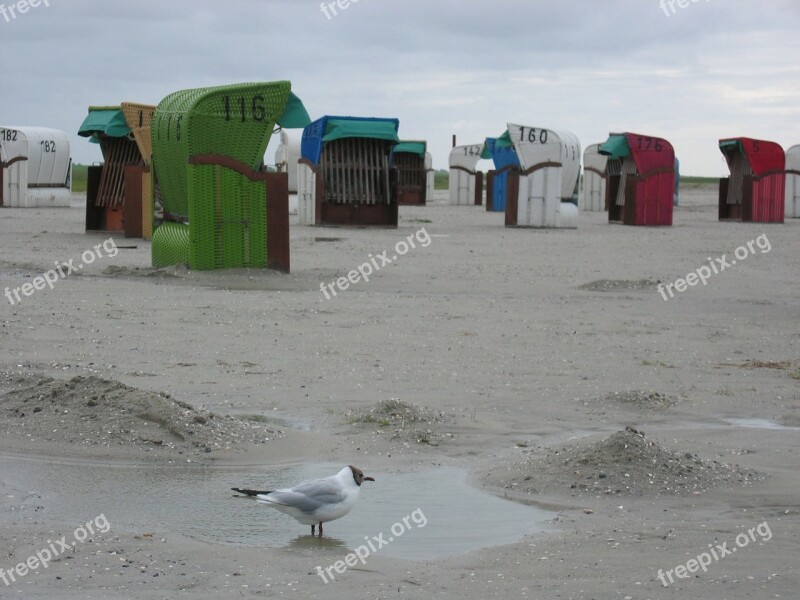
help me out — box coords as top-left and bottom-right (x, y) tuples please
(0, 460), (555, 561)
(225, 409), (314, 431)
(534, 428), (614, 446)
(723, 418), (800, 431)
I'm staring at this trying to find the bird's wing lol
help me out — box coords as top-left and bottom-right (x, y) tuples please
(261, 478), (348, 512)
(291, 477), (349, 501)
(258, 490), (325, 513)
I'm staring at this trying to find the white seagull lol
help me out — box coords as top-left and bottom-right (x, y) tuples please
(232, 465), (375, 535)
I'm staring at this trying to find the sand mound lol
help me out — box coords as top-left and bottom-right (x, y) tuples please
(491, 427), (762, 498)
(346, 399), (450, 446)
(599, 390), (678, 411)
(578, 279), (660, 292)
(347, 399), (447, 426)
(103, 265), (187, 279)
(0, 374), (279, 459)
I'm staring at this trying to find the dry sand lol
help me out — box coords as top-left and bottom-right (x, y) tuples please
(0, 184), (798, 599)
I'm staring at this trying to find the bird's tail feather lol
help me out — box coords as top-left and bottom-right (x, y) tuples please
(232, 488), (272, 496)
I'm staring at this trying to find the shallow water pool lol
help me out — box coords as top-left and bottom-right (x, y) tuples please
(723, 417), (800, 431)
(0, 459), (556, 561)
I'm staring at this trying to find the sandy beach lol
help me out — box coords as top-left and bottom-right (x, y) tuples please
(0, 185), (798, 599)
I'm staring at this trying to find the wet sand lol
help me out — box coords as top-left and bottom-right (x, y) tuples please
(0, 184), (798, 599)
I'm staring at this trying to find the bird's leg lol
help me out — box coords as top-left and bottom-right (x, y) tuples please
(318, 521), (323, 536)
(311, 524), (315, 535)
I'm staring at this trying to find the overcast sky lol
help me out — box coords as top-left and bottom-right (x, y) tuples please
(2, 0), (799, 175)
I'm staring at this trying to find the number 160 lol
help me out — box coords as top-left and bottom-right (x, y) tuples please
(519, 127), (548, 144)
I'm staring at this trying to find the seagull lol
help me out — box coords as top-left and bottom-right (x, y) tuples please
(232, 465), (375, 535)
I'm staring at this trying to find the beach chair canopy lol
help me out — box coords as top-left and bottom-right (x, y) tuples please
(78, 107), (131, 142)
(485, 132), (520, 169)
(392, 141), (427, 158)
(301, 116), (400, 166)
(719, 138), (785, 176)
(600, 133), (675, 174)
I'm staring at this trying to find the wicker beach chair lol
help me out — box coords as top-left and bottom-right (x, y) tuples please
(121, 102), (156, 239)
(150, 81), (307, 271)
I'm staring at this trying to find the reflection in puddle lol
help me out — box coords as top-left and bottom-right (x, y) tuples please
(0, 461), (556, 561)
(724, 418), (800, 431)
(535, 428), (614, 446)
(225, 409), (314, 431)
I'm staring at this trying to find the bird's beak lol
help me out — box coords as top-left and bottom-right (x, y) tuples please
(364, 476), (375, 482)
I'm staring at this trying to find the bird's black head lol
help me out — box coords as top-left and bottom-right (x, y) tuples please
(349, 465), (375, 486)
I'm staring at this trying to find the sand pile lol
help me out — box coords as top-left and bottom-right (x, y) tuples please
(0, 374), (279, 458)
(577, 279), (660, 292)
(493, 427), (762, 498)
(347, 398), (447, 427)
(598, 390), (679, 411)
(346, 399), (450, 446)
